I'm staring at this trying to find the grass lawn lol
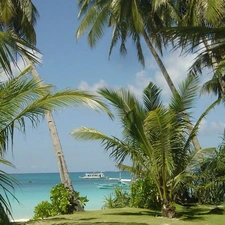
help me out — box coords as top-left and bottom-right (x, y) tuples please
(13, 205), (225, 225)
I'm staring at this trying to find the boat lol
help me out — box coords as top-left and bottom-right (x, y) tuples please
(97, 181), (129, 189)
(120, 179), (132, 186)
(108, 177), (120, 181)
(108, 172), (133, 187)
(79, 172), (105, 179)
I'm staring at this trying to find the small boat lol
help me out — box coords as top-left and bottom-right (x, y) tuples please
(120, 179), (132, 186)
(79, 172), (105, 179)
(97, 183), (119, 189)
(97, 182), (129, 189)
(108, 177), (120, 181)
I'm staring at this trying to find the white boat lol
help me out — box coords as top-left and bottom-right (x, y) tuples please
(120, 179), (132, 186)
(79, 172), (105, 179)
(108, 177), (120, 181)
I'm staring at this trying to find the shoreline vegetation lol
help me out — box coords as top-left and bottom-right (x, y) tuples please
(12, 205), (225, 225)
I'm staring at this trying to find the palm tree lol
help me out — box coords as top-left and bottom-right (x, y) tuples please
(0, 0), (86, 210)
(158, 0), (225, 96)
(76, 0), (177, 92)
(0, 66), (110, 221)
(76, 0), (201, 150)
(71, 76), (219, 217)
(0, 0), (40, 75)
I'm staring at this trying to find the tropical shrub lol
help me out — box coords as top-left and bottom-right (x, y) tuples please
(130, 179), (161, 210)
(33, 183), (88, 219)
(102, 187), (130, 209)
(191, 140), (225, 205)
(50, 183), (74, 214)
(33, 201), (56, 220)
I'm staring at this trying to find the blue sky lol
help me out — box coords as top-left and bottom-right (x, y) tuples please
(3, 0), (225, 174)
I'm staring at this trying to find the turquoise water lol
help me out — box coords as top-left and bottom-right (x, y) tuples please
(6, 171), (130, 220)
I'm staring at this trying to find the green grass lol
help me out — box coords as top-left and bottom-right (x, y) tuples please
(12, 205), (225, 225)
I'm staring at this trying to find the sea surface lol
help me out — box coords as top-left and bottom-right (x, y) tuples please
(6, 171), (131, 221)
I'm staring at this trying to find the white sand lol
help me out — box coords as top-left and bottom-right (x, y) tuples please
(11, 218), (30, 222)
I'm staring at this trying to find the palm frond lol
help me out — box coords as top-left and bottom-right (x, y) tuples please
(184, 95), (222, 150)
(170, 76), (200, 113)
(0, 68), (113, 152)
(0, 157), (19, 223)
(70, 126), (134, 164)
(143, 82), (163, 112)
(200, 75), (223, 98)
(0, 31), (40, 75)
(0, 0), (39, 45)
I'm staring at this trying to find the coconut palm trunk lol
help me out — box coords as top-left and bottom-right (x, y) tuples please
(202, 38), (225, 95)
(24, 57), (84, 211)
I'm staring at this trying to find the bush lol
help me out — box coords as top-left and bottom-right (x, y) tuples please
(102, 179), (161, 210)
(33, 201), (56, 220)
(130, 179), (161, 209)
(50, 183), (74, 214)
(33, 183), (88, 220)
(102, 187), (130, 209)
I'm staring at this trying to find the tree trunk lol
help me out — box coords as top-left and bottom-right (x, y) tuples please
(203, 38), (225, 95)
(45, 111), (73, 190)
(23, 57), (84, 211)
(142, 30), (201, 150)
(162, 201), (176, 218)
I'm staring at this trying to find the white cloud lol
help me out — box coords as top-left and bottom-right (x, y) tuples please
(76, 48), (216, 104)
(199, 118), (225, 136)
(121, 50), (198, 101)
(153, 51), (196, 98)
(127, 70), (152, 98)
(78, 79), (108, 93)
(145, 57), (158, 70)
(77, 50), (197, 101)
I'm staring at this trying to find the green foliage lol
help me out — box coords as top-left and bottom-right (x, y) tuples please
(191, 140), (225, 205)
(102, 187), (130, 209)
(50, 184), (74, 214)
(77, 193), (89, 208)
(33, 201), (56, 220)
(0, 203), (10, 225)
(33, 183), (88, 220)
(0, 157), (19, 223)
(130, 179), (161, 210)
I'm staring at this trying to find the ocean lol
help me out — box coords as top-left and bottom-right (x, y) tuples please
(6, 171), (131, 221)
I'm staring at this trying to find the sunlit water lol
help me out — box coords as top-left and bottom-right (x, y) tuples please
(5, 171), (130, 221)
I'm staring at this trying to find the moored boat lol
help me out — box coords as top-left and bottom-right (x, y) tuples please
(120, 179), (132, 186)
(79, 172), (105, 179)
(97, 181), (129, 189)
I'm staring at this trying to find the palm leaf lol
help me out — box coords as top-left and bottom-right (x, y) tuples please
(0, 31), (40, 75)
(0, 157), (19, 223)
(70, 126), (136, 164)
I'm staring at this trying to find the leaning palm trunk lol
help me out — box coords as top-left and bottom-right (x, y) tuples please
(202, 38), (225, 95)
(142, 30), (201, 150)
(24, 57), (84, 211)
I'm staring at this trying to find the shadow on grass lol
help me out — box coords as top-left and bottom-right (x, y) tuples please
(79, 217), (99, 221)
(55, 223), (148, 225)
(177, 206), (224, 221)
(102, 210), (160, 217)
